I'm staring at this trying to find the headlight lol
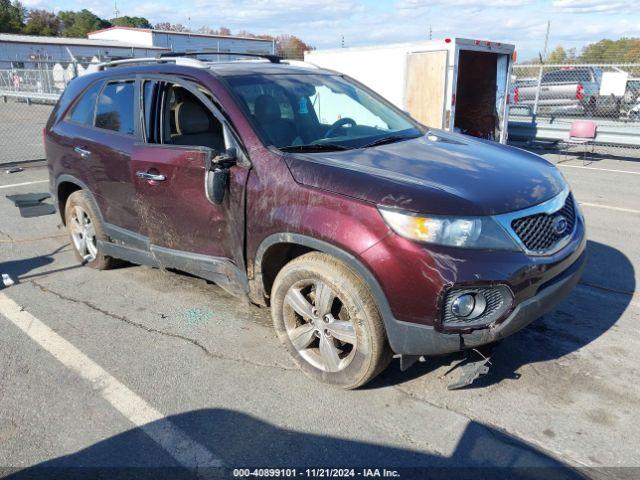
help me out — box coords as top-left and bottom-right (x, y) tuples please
(378, 208), (520, 250)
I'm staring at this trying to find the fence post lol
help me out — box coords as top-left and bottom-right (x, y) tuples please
(532, 63), (543, 117)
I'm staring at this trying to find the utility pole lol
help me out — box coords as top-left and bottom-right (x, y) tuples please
(532, 20), (551, 116)
(341, 35), (345, 48)
(429, 25), (432, 40)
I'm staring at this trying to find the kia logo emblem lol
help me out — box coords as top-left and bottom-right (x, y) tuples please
(552, 215), (568, 236)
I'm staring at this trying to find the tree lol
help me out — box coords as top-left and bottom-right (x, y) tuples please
(579, 38), (640, 63)
(0, 0), (25, 33)
(59, 9), (110, 37)
(276, 34), (313, 60)
(547, 45), (567, 64)
(23, 9), (60, 36)
(196, 25), (231, 36)
(110, 16), (152, 29)
(153, 22), (188, 32)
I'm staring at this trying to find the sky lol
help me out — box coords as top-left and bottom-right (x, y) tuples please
(23, 0), (640, 60)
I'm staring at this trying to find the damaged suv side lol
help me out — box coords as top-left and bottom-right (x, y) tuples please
(45, 54), (586, 389)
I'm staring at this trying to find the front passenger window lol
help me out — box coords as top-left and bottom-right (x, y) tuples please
(144, 82), (226, 152)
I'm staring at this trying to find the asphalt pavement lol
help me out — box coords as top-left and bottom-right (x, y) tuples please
(0, 154), (639, 479)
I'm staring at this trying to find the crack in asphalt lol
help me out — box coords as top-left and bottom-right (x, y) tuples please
(391, 383), (590, 471)
(29, 281), (296, 372)
(0, 229), (15, 243)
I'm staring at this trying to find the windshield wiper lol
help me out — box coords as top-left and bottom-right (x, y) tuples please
(280, 143), (350, 153)
(361, 134), (419, 149)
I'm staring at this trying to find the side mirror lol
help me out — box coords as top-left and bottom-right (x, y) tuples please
(205, 147), (237, 205)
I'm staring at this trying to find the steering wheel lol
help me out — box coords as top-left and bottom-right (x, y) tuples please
(324, 117), (357, 138)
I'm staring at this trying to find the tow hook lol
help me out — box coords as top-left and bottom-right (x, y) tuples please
(444, 345), (495, 390)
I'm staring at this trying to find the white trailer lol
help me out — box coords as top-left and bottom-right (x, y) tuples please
(305, 38), (515, 143)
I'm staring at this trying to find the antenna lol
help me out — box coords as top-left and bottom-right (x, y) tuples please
(341, 35), (345, 48)
(113, 0), (120, 19)
(429, 25), (432, 40)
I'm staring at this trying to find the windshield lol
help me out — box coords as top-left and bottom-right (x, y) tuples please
(226, 73), (423, 151)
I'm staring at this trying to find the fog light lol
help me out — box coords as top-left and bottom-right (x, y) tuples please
(451, 294), (475, 317)
(443, 286), (512, 328)
(450, 292), (487, 320)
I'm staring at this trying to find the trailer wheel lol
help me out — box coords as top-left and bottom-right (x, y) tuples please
(585, 97), (597, 117)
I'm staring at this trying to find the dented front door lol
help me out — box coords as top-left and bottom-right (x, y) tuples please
(130, 143), (246, 262)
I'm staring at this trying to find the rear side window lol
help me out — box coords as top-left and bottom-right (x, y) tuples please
(67, 81), (102, 126)
(95, 81), (135, 135)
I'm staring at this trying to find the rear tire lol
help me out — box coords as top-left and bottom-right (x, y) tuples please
(64, 190), (119, 270)
(271, 252), (392, 389)
(585, 97), (597, 117)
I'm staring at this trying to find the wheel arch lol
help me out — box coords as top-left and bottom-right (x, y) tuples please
(252, 234), (394, 323)
(55, 175), (103, 225)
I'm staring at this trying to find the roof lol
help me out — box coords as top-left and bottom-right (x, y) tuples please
(0, 33), (169, 50)
(88, 26), (273, 44)
(207, 61), (331, 77)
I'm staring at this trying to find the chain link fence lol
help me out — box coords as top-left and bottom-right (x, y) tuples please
(0, 60), (86, 164)
(3, 56), (640, 165)
(508, 62), (640, 158)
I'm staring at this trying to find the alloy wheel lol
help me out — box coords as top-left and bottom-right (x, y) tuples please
(70, 205), (97, 262)
(283, 280), (357, 372)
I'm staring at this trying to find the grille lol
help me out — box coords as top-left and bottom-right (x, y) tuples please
(511, 194), (576, 253)
(441, 286), (513, 329)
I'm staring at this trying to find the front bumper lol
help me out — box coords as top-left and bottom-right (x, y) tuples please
(383, 249), (586, 356)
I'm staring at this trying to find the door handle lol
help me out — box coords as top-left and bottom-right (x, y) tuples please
(136, 171), (166, 182)
(74, 146), (91, 158)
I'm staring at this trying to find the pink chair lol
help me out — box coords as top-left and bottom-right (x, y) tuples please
(564, 120), (597, 165)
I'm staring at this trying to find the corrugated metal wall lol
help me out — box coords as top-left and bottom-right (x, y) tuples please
(0, 42), (163, 68)
(151, 32), (273, 54)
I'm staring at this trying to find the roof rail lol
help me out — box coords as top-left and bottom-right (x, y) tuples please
(281, 59), (319, 69)
(85, 56), (209, 73)
(159, 51), (281, 63)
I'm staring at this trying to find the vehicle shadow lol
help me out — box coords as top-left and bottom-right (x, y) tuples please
(5, 408), (584, 480)
(373, 240), (634, 389)
(0, 244), (74, 285)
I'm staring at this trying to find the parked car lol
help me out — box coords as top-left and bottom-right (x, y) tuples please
(623, 79), (640, 120)
(45, 54), (586, 389)
(514, 66), (619, 117)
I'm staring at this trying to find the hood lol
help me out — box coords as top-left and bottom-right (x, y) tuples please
(284, 131), (566, 216)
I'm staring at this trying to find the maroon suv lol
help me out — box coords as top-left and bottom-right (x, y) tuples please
(45, 54), (586, 388)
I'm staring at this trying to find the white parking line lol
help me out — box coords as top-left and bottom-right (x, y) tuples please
(0, 179), (48, 189)
(558, 164), (640, 176)
(0, 293), (223, 469)
(580, 202), (640, 214)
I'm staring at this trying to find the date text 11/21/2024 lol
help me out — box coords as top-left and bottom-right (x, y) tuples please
(232, 468), (401, 478)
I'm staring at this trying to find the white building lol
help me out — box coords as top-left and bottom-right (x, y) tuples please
(88, 26), (274, 55)
(0, 33), (168, 68)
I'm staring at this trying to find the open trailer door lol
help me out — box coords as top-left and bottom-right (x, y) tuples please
(404, 50), (449, 129)
(453, 44), (512, 143)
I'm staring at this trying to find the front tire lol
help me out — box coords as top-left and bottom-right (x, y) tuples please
(65, 190), (118, 270)
(271, 252), (392, 389)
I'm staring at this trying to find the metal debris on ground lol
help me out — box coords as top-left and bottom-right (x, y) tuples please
(6, 192), (56, 218)
(443, 347), (495, 390)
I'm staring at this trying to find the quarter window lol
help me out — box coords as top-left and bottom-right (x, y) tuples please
(95, 81), (135, 135)
(67, 81), (102, 126)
